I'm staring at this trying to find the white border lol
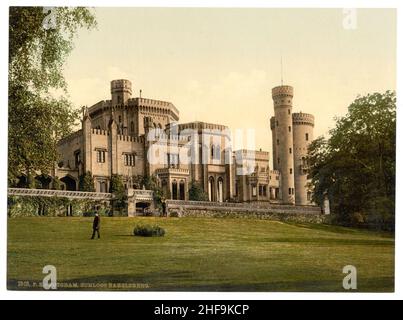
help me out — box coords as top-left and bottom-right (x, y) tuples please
(0, 0), (401, 300)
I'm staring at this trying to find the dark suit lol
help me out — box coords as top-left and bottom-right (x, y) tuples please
(91, 215), (100, 239)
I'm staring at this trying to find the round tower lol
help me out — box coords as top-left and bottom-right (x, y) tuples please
(111, 79), (132, 106)
(272, 85), (295, 204)
(292, 112), (314, 205)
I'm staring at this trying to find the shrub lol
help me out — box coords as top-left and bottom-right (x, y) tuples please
(133, 224), (165, 237)
(188, 180), (209, 201)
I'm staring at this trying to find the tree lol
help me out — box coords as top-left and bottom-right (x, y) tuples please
(79, 171), (95, 192)
(8, 7), (96, 184)
(188, 180), (209, 201)
(109, 174), (126, 214)
(141, 175), (166, 210)
(307, 91), (396, 230)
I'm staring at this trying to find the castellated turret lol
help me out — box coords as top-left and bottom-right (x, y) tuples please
(292, 112), (314, 205)
(271, 85), (295, 204)
(111, 79), (132, 106)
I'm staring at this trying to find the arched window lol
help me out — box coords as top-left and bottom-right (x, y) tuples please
(172, 180), (178, 200)
(208, 177), (215, 202)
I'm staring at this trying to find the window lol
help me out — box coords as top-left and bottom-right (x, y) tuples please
(288, 187), (294, 195)
(259, 185), (267, 197)
(252, 185), (257, 197)
(277, 157), (280, 164)
(288, 126), (291, 132)
(305, 133), (309, 141)
(211, 145), (221, 160)
(289, 148), (292, 154)
(74, 150), (80, 168)
(288, 109), (290, 115)
(117, 95), (121, 104)
(123, 153), (135, 166)
(168, 153), (179, 168)
(276, 139), (279, 145)
(290, 168), (293, 174)
(276, 120), (279, 126)
(119, 116), (122, 123)
(96, 149), (106, 163)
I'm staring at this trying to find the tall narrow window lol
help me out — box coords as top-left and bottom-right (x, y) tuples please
(96, 150), (106, 163)
(288, 126), (291, 132)
(305, 133), (309, 141)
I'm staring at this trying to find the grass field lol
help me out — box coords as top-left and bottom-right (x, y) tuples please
(7, 217), (395, 292)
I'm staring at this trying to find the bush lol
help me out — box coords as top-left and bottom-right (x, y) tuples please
(133, 224), (165, 237)
(188, 180), (209, 201)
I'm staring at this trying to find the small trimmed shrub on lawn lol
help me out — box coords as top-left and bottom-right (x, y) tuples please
(133, 224), (165, 237)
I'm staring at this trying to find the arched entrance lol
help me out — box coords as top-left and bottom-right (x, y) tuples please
(172, 180), (178, 200)
(60, 175), (77, 191)
(179, 180), (185, 200)
(208, 176), (215, 202)
(136, 202), (151, 215)
(35, 174), (52, 189)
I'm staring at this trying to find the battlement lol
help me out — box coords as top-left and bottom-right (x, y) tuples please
(91, 128), (108, 135)
(117, 134), (144, 143)
(178, 121), (229, 132)
(292, 112), (315, 126)
(272, 85), (294, 98)
(111, 79), (132, 95)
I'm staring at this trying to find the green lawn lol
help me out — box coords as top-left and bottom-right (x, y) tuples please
(7, 217), (394, 292)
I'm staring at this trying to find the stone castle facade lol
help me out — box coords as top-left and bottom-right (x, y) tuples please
(54, 79), (315, 207)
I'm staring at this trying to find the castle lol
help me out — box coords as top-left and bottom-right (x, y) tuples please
(54, 79), (314, 208)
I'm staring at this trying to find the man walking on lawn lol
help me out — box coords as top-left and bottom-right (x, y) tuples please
(91, 213), (101, 239)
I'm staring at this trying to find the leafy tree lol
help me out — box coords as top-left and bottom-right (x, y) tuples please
(307, 91), (396, 230)
(8, 7), (96, 183)
(79, 171), (95, 192)
(188, 180), (209, 201)
(141, 175), (166, 210)
(109, 174), (127, 213)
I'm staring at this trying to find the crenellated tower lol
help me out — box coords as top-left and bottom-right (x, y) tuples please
(292, 112), (314, 205)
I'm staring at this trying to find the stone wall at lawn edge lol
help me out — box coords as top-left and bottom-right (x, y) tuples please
(166, 200), (324, 223)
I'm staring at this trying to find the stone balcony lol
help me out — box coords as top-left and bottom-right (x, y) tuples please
(155, 167), (190, 177)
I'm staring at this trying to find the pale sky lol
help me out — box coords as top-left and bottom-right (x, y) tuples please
(63, 8), (396, 152)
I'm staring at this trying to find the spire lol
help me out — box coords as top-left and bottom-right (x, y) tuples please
(281, 55), (284, 86)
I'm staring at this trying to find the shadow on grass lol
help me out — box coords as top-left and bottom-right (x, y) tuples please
(285, 222), (395, 238)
